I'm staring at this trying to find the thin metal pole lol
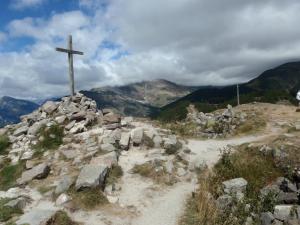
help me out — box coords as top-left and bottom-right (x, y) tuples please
(237, 84), (240, 106)
(68, 35), (75, 96)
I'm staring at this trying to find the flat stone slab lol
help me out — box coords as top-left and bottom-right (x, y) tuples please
(17, 163), (50, 185)
(90, 152), (118, 168)
(16, 209), (57, 225)
(75, 165), (108, 190)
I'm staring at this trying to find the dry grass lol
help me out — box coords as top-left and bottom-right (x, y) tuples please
(69, 188), (108, 210)
(180, 178), (218, 225)
(46, 210), (80, 225)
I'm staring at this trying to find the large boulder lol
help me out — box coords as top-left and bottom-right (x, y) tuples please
(103, 113), (121, 125)
(222, 178), (248, 194)
(260, 212), (275, 225)
(28, 120), (47, 135)
(17, 163), (50, 185)
(75, 165), (108, 190)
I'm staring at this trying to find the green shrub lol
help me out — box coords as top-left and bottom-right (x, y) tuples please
(0, 162), (24, 191)
(0, 136), (10, 155)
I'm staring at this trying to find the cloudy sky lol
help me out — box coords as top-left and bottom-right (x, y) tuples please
(1, 0), (300, 100)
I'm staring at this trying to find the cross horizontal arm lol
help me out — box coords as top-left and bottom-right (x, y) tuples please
(56, 48), (84, 55)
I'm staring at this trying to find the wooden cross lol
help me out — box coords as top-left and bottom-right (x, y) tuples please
(56, 35), (84, 96)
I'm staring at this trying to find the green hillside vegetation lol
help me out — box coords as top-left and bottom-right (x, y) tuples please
(155, 61), (300, 122)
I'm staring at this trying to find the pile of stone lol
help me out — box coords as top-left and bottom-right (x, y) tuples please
(0, 93), (194, 224)
(186, 104), (247, 138)
(216, 176), (300, 225)
(187, 104), (244, 137)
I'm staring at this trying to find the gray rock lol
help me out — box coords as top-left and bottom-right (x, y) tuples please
(278, 192), (298, 204)
(28, 120), (47, 135)
(55, 193), (71, 206)
(274, 205), (295, 221)
(13, 126), (28, 136)
(131, 128), (144, 146)
(70, 111), (86, 121)
(61, 149), (78, 159)
(216, 194), (233, 210)
(5, 197), (29, 210)
(165, 160), (174, 174)
(75, 165), (108, 190)
(100, 143), (115, 152)
(153, 135), (163, 148)
(16, 209), (57, 225)
(120, 132), (131, 150)
(222, 177), (248, 194)
(295, 121), (300, 131)
(277, 178), (298, 193)
(103, 113), (121, 124)
(17, 163), (50, 185)
(55, 115), (67, 124)
(55, 175), (73, 195)
(90, 152), (118, 168)
(260, 212), (274, 225)
(42, 101), (58, 114)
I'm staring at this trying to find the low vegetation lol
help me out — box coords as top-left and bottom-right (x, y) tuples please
(161, 122), (198, 138)
(180, 145), (284, 225)
(0, 162), (24, 191)
(33, 124), (64, 157)
(0, 135), (10, 155)
(46, 210), (79, 225)
(0, 198), (23, 223)
(69, 188), (108, 210)
(106, 165), (123, 185)
(37, 185), (54, 194)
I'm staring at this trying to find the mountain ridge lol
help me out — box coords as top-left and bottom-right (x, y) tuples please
(156, 61), (300, 121)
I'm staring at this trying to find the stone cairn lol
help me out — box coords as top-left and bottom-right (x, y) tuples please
(0, 93), (196, 224)
(186, 104), (247, 138)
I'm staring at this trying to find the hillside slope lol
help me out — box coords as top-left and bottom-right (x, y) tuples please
(83, 79), (197, 117)
(156, 61), (300, 121)
(0, 96), (39, 127)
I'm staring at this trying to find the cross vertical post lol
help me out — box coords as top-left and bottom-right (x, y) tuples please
(237, 84), (240, 106)
(68, 35), (75, 96)
(56, 35), (84, 96)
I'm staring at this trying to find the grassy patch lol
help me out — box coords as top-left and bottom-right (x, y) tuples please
(131, 162), (173, 184)
(236, 118), (266, 134)
(180, 145), (284, 225)
(0, 198), (23, 223)
(0, 162), (24, 191)
(69, 188), (108, 210)
(210, 146), (283, 198)
(0, 135), (10, 155)
(37, 185), (54, 194)
(106, 165), (123, 185)
(46, 210), (79, 225)
(33, 124), (64, 157)
(162, 122), (199, 138)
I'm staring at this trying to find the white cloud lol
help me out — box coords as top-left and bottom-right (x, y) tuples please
(2, 0), (300, 100)
(10, 0), (46, 10)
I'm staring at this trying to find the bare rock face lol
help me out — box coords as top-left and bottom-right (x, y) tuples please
(75, 165), (108, 190)
(17, 163), (50, 185)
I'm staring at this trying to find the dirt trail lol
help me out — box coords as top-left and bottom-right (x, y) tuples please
(70, 104), (300, 225)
